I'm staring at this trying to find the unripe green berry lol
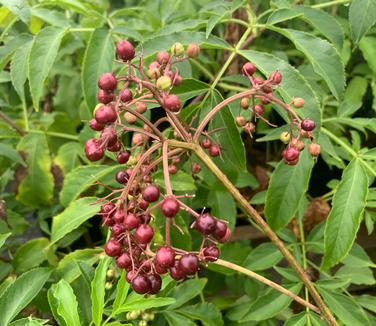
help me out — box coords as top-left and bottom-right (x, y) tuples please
(106, 269), (115, 279)
(156, 76), (172, 90)
(279, 131), (290, 143)
(105, 282), (112, 290)
(127, 310), (141, 320)
(139, 321), (148, 326)
(143, 312), (155, 321)
(171, 42), (184, 56)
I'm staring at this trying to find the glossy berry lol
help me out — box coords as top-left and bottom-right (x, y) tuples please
(112, 224), (125, 237)
(218, 227), (231, 243)
(124, 213), (139, 230)
(169, 260), (185, 280)
(269, 71), (282, 84)
(148, 273), (162, 294)
(203, 246), (220, 262)
(154, 263), (168, 275)
(163, 94), (181, 112)
(156, 246), (175, 267)
(134, 224), (154, 244)
(97, 89), (114, 104)
(116, 40), (135, 61)
(242, 62), (256, 76)
(156, 51), (170, 64)
(309, 143), (321, 157)
(201, 138), (211, 148)
(120, 89), (133, 103)
(101, 202), (115, 215)
(283, 147), (300, 162)
(126, 270), (137, 283)
(208, 144), (220, 157)
(279, 131), (290, 143)
(179, 254), (199, 275)
(115, 170), (129, 184)
(254, 104), (264, 115)
(117, 151), (130, 164)
(116, 252), (132, 269)
(89, 119), (105, 131)
(84, 138), (104, 161)
(131, 274), (151, 294)
(94, 105), (117, 124)
(186, 43), (200, 58)
(161, 196), (180, 217)
(139, 198), (149, 210)
(107, 141), (121, 152)
(301, 119), (316, 132)
(168, 165), (177, 174)
(213, 220), (227, 240)
(113, 210), (125, 224)
(196, 213), (216, 235)
(142, 184), (160, 202)
(98, 73), (117, 92)
(104, 239), (122, 257)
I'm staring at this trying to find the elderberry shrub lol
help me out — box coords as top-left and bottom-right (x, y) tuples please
(85, 39), (319, 295)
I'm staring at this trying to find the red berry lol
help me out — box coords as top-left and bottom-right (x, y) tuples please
(283, 147), (300, 162)
(115, 170), (129, 184)
(97, 89), (114, 104)
(253, 77), (264, 85)
(156, 246), (175, 268)
(142, 184), (160, 202)
(94, 105), (117, 124)
(156, 51), (170, 64)
(154, 263), (168, 275)
(269, 71), (282, 84)
(168, 165), (177, 174)
(89, 119), (105, 131)
(126, 269), (137, 283)
(113, 210), (125, 224)
(301, 119), (316, 132)
(104, 239), (122, 257)
(116, 40), (135, 61)
(309, 143), (321, 157)
(169, 259), (185, 280)
(124, 213), (139, 230)
(101, 202), (115, 215)
(186, 43), (200, 58)
(208, 144), (220, 157)
(195, 213), (216, 235)
(138, 213), (151, 224)
(120, 89), (133, 103)
(112, 224), (125, 237)
(98, 73), (117, 92)
(147, 273), (162, 294)
(213, 220), (227, 240)
(254, 104), (265, 116)
(191, 162), (201, 174)
(139, 199), (149, 210)
(163, 94), (181, 112)
(101, 127), (117, 146)
(219, 227), (231, 243)
(203, 246), (220, 262)
(134, 224), (154, 244)
(107, 141), (121, 152)
(160, 196), (180, 217)
(201, 138), (211, 149)
(117, 151), (130, 164)
(84, 138), (104, 161)
(131, 274), (151, 294)
(242, 62), (256, 76)
(179, 254), (199, 275)
(116, 252), (132, 269)
(135, 102), (147, 114)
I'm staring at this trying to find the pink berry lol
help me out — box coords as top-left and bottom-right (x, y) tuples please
(179, 254), (199, 275)
(283, 147), (300, 162)
(160, 196), (180, 218)
(97, 89), (114, 104)
(116, 40), (135, 61)
(301, 119), (316, 132)
(104, 239), (122, 257)
(94, 105), (117, 124)
(203, 246), (220, 262)
(242, 62), (256, 76)
(163, 94), (181, 112)
(117, 151), (130, 164)
(89, 119), (105, 131)
(98, 73), (117, 92)
(120, 89), (133, 103)
(142, 184), (160, 202)
(84, 138), (104, 161)
(134, 224), (154, 244)
(156, 246), (175, 268)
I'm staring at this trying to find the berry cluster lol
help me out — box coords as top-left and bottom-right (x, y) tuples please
(84, 39), (319, 295)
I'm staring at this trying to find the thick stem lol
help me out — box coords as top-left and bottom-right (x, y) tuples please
(214, 259), (320, 314)
(168, 140), (337, 326)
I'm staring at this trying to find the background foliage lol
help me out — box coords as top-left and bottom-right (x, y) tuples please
(0, 0), (375, 325)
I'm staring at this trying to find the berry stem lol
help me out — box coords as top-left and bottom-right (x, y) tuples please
(168, 139), (338, 326)
(162, 141), (173, 246)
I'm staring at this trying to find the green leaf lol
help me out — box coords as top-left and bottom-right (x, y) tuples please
(164, 311), (196, 326)
(208, 190), (237, 229)
(349, 0), (376, 45)
(28, 26), (67, 111)
(359, 36), (376, 74)
(241, 283), (302, 321)
(265, 149), (315, 231)
(115, 297), (176, 314)
(0, 0), (30, 23)
(48, 280), (81, 326)
(31, 8), (69, 27)
(42, 0), (97, 16)
(176, 302), (223, 326)
(357, 294), (376, 313)
(342, 243), (376, 268)
(60, 165), (119, 207)
(318, 288), (370, 325)
(16, 133), (54, 206)
(284, 311), (308, 326)
(339, 76), (368, 116)
(0, 34), (32, 71)
(239, 50), (320, 130)
(13, 238), (50, 272)
(112, 270), (130, 314)
(154, 170), (196, 192)
(82, 28), (114, 111)
(244, 243), (283, 271)
(269, 27), (345, 100)
(55, 142), (82, 174)
(91, 257), (110, 326)
(322, 159), (369, 270)
(0, 233), (10, 249)
(51, 197), (101, 244)
(167, 278), (207, 310)
(0, 268), (51, 325)
(0, 143), (25, 166)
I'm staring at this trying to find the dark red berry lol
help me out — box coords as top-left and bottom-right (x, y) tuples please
(169, 259), (185, 280)
(156, 51), (170, 64)
(139, 199), (149, 210)
(179, 254), (199, 275)
(147, 273), (162, 294)
(218, 227), (231, 243)
(203, 246), (220, 262)
(301, 119), (316, 132)
(94, 105), (117, 124)
(116, 252), (132, 269)
(160, 196), (180, 218)
(89, 119), (105, 131)
(117, 151), (130, 164)
(84, 138), (104, 161)
(138, 213), (151, 224)
(104, 239), (122, 257)
(107, 141), (121, 152)
(112, 224), (125, 237)
(101, 202), (115, 215)
(163, 94), (181, 112)
(120, 89), (133, 103)
(253, 76), (264, 85)
(196, 213), (216, 235)
(134, 224), (154, 244)
(116, 40), (135, 61)
(98, 73), (117, 92)
(242, 62), (256, 76)
(103, 217), (114, 226)
(154, 263), (168, 275)
(156, 246), (175, 268)
(213, 220), (227, 240)
(131, 274), (150, 294)
(283, 147), (300, 162)
(113, 210), (125, 224)
(124, 213), (139, 230)
(208, 144), (220, 157)
(142, 184), (160, 202)
(101, 127), (117, 146)
(115, 170), (129, 184)
(97, 89), (114, 104)
(126, 269), (137, 283)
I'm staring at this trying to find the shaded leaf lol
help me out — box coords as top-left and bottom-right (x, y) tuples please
(244, 243), (283, 271)
(0, 143), (25, 166)
(13, 238), (50, 272)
